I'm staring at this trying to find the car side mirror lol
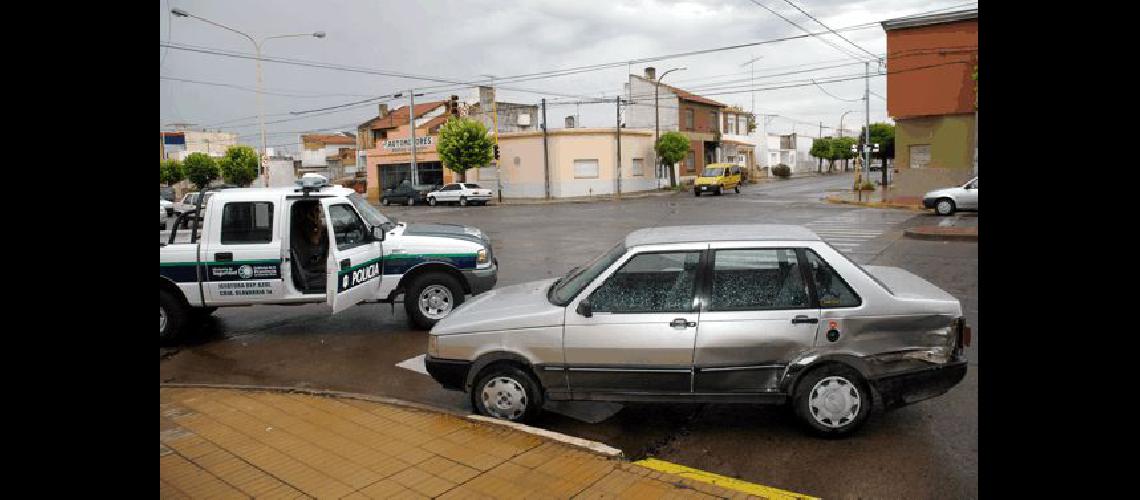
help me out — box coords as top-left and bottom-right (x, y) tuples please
(576, 300), (593, 318)
(371, 226), (386, 242)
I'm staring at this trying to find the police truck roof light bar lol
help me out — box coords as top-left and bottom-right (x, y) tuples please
(295, 173), (330, 196)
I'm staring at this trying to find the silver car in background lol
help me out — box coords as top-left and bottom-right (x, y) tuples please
(923, 176), (978, 215)
(426, 225), (970, 437)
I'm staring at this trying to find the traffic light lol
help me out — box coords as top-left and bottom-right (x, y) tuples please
(493, 144), (500, 160)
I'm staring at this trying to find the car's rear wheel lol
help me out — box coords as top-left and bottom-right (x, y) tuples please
(460, 196), (468, 206)
(160, 289), (188, 344)
(381, 198), (390, 206)
(404, 273), (465, 330)
(793, 364), (872, 437)
(472, 364), (544, 423)
(935, 198), (955, 216)
(406, 197), (416, 206)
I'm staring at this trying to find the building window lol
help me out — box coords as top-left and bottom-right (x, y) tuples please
(726, 115), (736, 135)
(684, 109), (694, 130)
(573, 159), (599, 178)
(710, 111), (718, 133)
(631, 158), (644, 176)
(685, 152), (696, 173)
(221, 202), (273, 244)
(739, 116), (748, 134)
(909, 144), (931, 169)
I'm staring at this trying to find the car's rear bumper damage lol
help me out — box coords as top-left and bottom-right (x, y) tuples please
(869, 358), (967, 409)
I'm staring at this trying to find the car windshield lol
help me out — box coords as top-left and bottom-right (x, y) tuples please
(349, 193), (395, 230)
(548, 241), (627, 305)
(701, 168), (724, 177)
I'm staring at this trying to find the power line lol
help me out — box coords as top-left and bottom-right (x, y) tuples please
(745, 0), (868, 62)
(160, 76), (378, 98)
(778, 0), (879, 60)
(811, 79), (863, 102)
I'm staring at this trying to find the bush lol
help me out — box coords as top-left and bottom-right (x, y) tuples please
(854, 180), (876, 190)
(772, 164), (791, 178)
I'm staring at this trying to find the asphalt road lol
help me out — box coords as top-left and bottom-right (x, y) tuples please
(160, 173), (978, 498)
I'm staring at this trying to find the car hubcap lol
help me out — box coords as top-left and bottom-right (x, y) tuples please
(429, 198), (436, 205)
(808, 376), (861, 428)
(480, 376), (527, 420)
(461, 198), (467, 206)
(160, 306), (168, 335)
(937, 201), (951, 213)
(419, 285), (454, 319)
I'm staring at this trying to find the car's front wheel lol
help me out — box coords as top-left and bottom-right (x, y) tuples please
(935, 198), (955, 216)
(471, 364), (544, 423)
(404, 273), (465, 330)
(715, 185), (723, 196)
(793, 364), (872, 437)
(694, 189), (700, 197)
(428, 197), (437, 206)
(406, 196), (416, 206)
(459, 196), (468, 206)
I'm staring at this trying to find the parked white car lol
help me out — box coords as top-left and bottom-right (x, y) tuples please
(427, 183), (494, 206)
(922, 176), (978, 216)
(160, 198), (174, 217)
(160, 201), (168, 229)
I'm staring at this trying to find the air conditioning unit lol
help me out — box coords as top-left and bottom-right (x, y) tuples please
(517, 113), (531, 126)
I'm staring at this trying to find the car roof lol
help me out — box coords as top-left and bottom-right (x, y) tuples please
(625, 224), (822, 247)
(208, 186), (356, 201)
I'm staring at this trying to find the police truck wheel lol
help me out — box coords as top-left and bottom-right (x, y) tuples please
(404, 273), (465, 330)
(160, 290), (187, 344)
(793, 364), (872, 437)
(472, 364), (544, 423)
(460, 196), (468, 206)
(381, 198), (390, 206)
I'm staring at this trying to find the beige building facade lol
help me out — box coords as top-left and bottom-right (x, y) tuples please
(468, 128), (659, 199)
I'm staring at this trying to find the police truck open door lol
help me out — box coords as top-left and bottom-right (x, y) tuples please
(321, 197), (384, 314)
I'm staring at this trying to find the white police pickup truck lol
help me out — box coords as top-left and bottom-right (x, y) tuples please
(159, 174), (498, 343)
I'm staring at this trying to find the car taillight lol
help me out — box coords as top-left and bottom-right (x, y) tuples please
(962, 325), (971, 347)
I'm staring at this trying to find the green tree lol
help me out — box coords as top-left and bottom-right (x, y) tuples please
(858, 123), (896, 171)
(655, 131), (690, 188)
(183, 152), (220, 191)
(437, 117), (493, 182)
(160, 159), (184, 186)
(219, 145), (260, 187)
(810, 138), (831, 174)
(834, 137), (857, 172)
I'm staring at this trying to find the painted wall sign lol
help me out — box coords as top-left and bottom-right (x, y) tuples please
(382, 136), (433, 152)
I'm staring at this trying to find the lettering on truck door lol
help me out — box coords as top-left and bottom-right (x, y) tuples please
(203, 200), (286, 303)
(322, 199), (384, 314)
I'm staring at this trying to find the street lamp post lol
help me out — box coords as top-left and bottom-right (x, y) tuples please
(171, 8), (324, 186)
(655, 67), (686, 188)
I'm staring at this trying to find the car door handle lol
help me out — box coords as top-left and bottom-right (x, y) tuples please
(214, 252), (232, 262)
(670, 318), (697, 328)
(792, 315), (818, 324)
(340, 259), (351, 270)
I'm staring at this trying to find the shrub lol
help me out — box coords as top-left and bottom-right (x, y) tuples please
(772, 164), (791, 178)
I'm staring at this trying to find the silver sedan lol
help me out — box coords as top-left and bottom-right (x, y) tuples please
(425, 224), (969, 437)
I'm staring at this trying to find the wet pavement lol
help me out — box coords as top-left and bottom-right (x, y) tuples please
(160, 173), (978, 498)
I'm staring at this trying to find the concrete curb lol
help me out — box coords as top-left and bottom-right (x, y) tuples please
(160, 383), (625, 459)
(824, 196), (927, 211)
(903, 227), (978, 241)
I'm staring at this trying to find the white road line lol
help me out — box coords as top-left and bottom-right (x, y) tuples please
(395, 354), (429, 376)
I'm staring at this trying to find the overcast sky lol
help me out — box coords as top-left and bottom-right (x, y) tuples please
(160, 0), (977, 155)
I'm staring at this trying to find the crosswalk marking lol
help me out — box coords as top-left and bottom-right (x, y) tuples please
(805, 210), (914, 252)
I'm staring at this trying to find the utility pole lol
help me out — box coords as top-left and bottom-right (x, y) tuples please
(542, 98), (550, 200)
(863, 61), (871, 187)
(409, 89), (417, 186)
(616, 96), (623, 199)
(491, 77), (502, 203)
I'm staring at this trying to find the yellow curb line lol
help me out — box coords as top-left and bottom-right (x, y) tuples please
(633, 458), (818, 500)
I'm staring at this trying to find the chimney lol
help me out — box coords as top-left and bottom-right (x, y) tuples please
(565, 115), (576, 129)
(378, 103), (389, 118)
(644, 67), (656, 81)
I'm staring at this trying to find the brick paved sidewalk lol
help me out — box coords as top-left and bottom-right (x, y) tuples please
(160, 387), (812, 499)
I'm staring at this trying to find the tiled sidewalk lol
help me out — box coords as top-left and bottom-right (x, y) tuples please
(160, 387), (807, 499)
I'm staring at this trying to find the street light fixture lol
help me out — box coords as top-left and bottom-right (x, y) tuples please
(170, 8), (325, 186)
(838, 110), (856, 138)
(655, 67), (686, 188)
